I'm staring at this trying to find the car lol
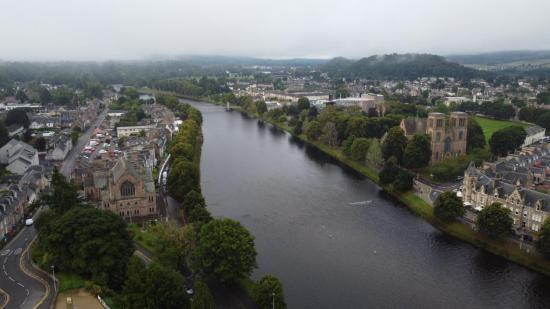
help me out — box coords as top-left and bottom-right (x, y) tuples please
(25, 219), (34, 226)
(456, 176), (464, 181)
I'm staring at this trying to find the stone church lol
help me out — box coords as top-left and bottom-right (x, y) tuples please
(400, 112), (468, 165)
(83, 157), (157, 220)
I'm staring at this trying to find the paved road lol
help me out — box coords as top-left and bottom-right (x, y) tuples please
(60, 108), (108, 176)
(0, 222), (55, 309)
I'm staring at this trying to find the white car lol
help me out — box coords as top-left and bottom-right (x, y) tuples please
(25, 219), (34, 226)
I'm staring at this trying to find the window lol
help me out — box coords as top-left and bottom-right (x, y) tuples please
(459, 119), (465, 127)
(121, 181), (135, 197)
(533, 224), (540, 232)
(458, 131), (463, 140)
(435, 132), (441, 142)
(436, 119), (443, 128)
(429, 119), (433, 127)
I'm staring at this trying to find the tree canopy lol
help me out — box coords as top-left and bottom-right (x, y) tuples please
(489, 126), (526, 156)
(382, 127), (407, 163)
(402, 134), (431, 169)
(194, 218), (257, 283)
(467, 118), (486, 152)
(476, 203), (513, 239)
(255, 274), (287, 309)
(536, 218), (550, 259)
(433, 191), (465, 222)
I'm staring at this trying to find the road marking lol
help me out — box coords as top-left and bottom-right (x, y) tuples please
(17, 282), (24, 288)
(13, 248), (22, 255)
(0, 249), (10, 256)
(8, 276), (14, 281)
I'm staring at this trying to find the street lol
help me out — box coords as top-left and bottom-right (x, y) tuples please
(0, 108), (107, 309)
(60, 108), (108, 176)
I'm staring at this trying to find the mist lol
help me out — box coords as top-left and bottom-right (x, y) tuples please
(0, 0), (549, 61)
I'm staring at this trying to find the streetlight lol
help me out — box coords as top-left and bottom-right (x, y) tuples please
(51, 265), (57, 293)
(272, 292), (275, 309)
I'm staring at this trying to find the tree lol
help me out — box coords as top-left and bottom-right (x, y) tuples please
(191, 279), (215, 309)
(297, 97), (310, 111)
(256, 101), (267, 116)
(365, 139), (384, 167)
(292, 120), (303, 135)
(39, 87), (52, 104)
(188, 205), (213, 224)
(402, 134), (431, 169)
(168, 159), (200, 202)
(307, 106), (318, 119)
(378, 157), (399, 185)
(489, 126), (526, 156)
(15, 90), (28, 103)
(5, 108), (30, 128)
(194, 219), (257, 283)
(320, 122), (338, 147)
(182, 190), (205, 215)
(477, 203), (513, 239)
(433, 191), (465, 222)
(304, 120), (322, 141)
(41, 169), (80, 214)
(34, 137), (47, 151)
(37, 207), (134, 289)
(393, 169), (414, 192)
(350, 138), (370, 162)
(467, 118), (486, 152)
(536, 92), (550, 105)
(0, 122), (9, 147)
(122, 258), (189, 309)
(536, 218), (550, 259)
(255, 274), (287, 309)
(381, 127), (407, 163)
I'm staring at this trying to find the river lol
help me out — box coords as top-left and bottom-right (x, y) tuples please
(188, 101), (550, 309)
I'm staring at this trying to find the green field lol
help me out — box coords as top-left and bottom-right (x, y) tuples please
(473, 116), (530, 142)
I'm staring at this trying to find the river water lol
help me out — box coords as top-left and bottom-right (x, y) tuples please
(189, 101), (550, 309)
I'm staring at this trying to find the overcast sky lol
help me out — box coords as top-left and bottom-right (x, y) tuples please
(0, 0), (549, 61)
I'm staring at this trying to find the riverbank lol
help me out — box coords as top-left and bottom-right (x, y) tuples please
(203, 100), (550, 278)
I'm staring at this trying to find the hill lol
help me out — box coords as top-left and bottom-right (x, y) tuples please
(446, 51), (550, 74)
(322, 54), (481, 80)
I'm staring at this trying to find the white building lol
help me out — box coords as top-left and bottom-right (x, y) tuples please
(117, 125), (155, 137)
(522, 126), (546, 147)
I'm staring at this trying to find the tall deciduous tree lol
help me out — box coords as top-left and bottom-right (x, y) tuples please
(5, 108), (30, 128)
(467, 118), (486, 152)
(255, 274), (287, 309)
(168, 159), (200, 202)
(304, 120), (322, 141)
(350, 137), (370, 162)
(489, 126), (526, 157)
(382, 127), (407, 163)
(297, 97), (310, 111)
(402, 134), (431, 169)
(194, 219), (257, 283)
(477, 203), (513, 239)
(433, 191), (465, 222)
(37, 207), (134, 289)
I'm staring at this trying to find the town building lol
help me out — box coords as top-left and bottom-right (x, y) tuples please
(0, 139), (40, 175)
(400, 112), (468, 164)
(47, 135), (73, 161)
(82, 156), (158, 221)
(117, 125), (155, 137)
(522, 126), (546, 148)
(463, 162), (549, 236)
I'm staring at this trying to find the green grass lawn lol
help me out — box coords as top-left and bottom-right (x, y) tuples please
(57, 272), (86, 292)
(473, 116), (530, 142)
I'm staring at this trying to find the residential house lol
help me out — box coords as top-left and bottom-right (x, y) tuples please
(0, 139), (40, 175)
